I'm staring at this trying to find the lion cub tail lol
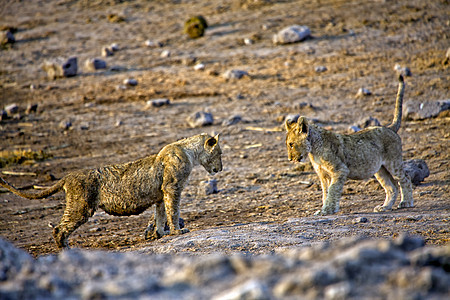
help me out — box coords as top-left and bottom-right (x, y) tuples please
(0, 176), (64, 199)
(387, 75), (405, 133)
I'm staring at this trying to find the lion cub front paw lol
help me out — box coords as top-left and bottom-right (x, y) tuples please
(374, 205), (392, 212)
(170, 228), (190, 236)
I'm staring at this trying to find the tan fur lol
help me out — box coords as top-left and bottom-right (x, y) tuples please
(285, 76), (413, 215)
(0, 133), (222, 248)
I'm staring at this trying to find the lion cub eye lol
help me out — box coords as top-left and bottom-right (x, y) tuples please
(289, 142), (294, 148)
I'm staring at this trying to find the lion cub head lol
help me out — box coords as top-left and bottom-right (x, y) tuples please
(285, 117), (312, 163)
(200, 134), (223, 175)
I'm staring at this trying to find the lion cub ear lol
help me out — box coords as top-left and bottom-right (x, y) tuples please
(205, 136), (218, 148)
(285, 118), (297, 131)
(298, 117), (308, 134)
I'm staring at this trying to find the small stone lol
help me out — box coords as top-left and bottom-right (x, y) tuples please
(147, 98), (170, 108)
(110, 43), (119, 51)
(356, 116), (380, 129)
(0, 110), (7, 121)
(356, 88), (371, 97)
(84, 58), (107, 71)
(42, 57), (78, 80)
(116, 85), (127, 90)
(403, 159), (430, 185)
(315, 66), (327, 73)
(394, 64), (412, 76)
(182, 56), (197, 66)
(115, 120), (123, 127)
(223, 69), (249, 80)
(0, 30), (15, 46)
(5, 103), (19, 115)
(123, 78), (138, 86)
(273, 25), (311, 45)
(222, 115), (242, 126)
(80, 122), (90, 130)
(244, 38), (254, 45)
(160, 50), (171, 58)
(144, 40), (162, 47)
(187, 111), (213, 128)
(199, 179), (218, 195)
(102, 46), (114, 57)
(194, 63), (205, 71)
(59, 120), (72, 130)
(353, 217), (368, 224)
(25, 104), (38, 114)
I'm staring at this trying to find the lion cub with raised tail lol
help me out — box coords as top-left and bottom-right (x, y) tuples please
(0, 133), (222, 248)
(285, 75), (413, 215)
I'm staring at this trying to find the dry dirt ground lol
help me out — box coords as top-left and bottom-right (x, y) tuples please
(0, 0), (449, 257)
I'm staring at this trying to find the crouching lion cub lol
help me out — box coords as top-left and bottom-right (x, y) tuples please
(285, 75), (413, 215)
(0, 133), (222, 248)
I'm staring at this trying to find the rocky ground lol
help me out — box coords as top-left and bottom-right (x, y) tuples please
(0, 0), (449, 298)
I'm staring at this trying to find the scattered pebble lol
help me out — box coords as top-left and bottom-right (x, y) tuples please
(42, 57), (78, 80)
(194, 63), (205, 71)
(273, 25), (311, 45)
(244, 38), (254, 45)
(144, 40), (162, 48)
(26, 103), (38, 114)
(101, 46), (114, 57)
(59, 120), (72, 130)
(187, 111), (213, 128)
(0, 110), (7, 121)
(0, 29), (15, 46)
(84, 58), (107, 71)
(353, 217), (368, 224)
(147, 98), (170, 108)
(182, 56), (197, 66)
(394, 64), (412, 76)
(199, 179), (218, 196)
(123, 78), (138, 86)
(315, 66), (327, 73)
(110, 43), (119, 51)
(356, 87), (372, 97)
(4, 103), (18, 115)
(222, 69), (249, 80)
(222, 115), (242, 126)
(160, 50), (171, 58)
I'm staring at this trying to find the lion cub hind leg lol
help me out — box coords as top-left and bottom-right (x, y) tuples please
(374, 166), (399, 212)
(144, 202), (168, 240)
(53, 192), (97, 248)
(387, 161), (414, 209)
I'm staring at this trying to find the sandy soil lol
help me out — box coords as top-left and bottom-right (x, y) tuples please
(0, 0), (449, 257)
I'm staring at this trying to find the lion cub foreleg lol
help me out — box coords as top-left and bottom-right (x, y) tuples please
(314, 167), (349, 216)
